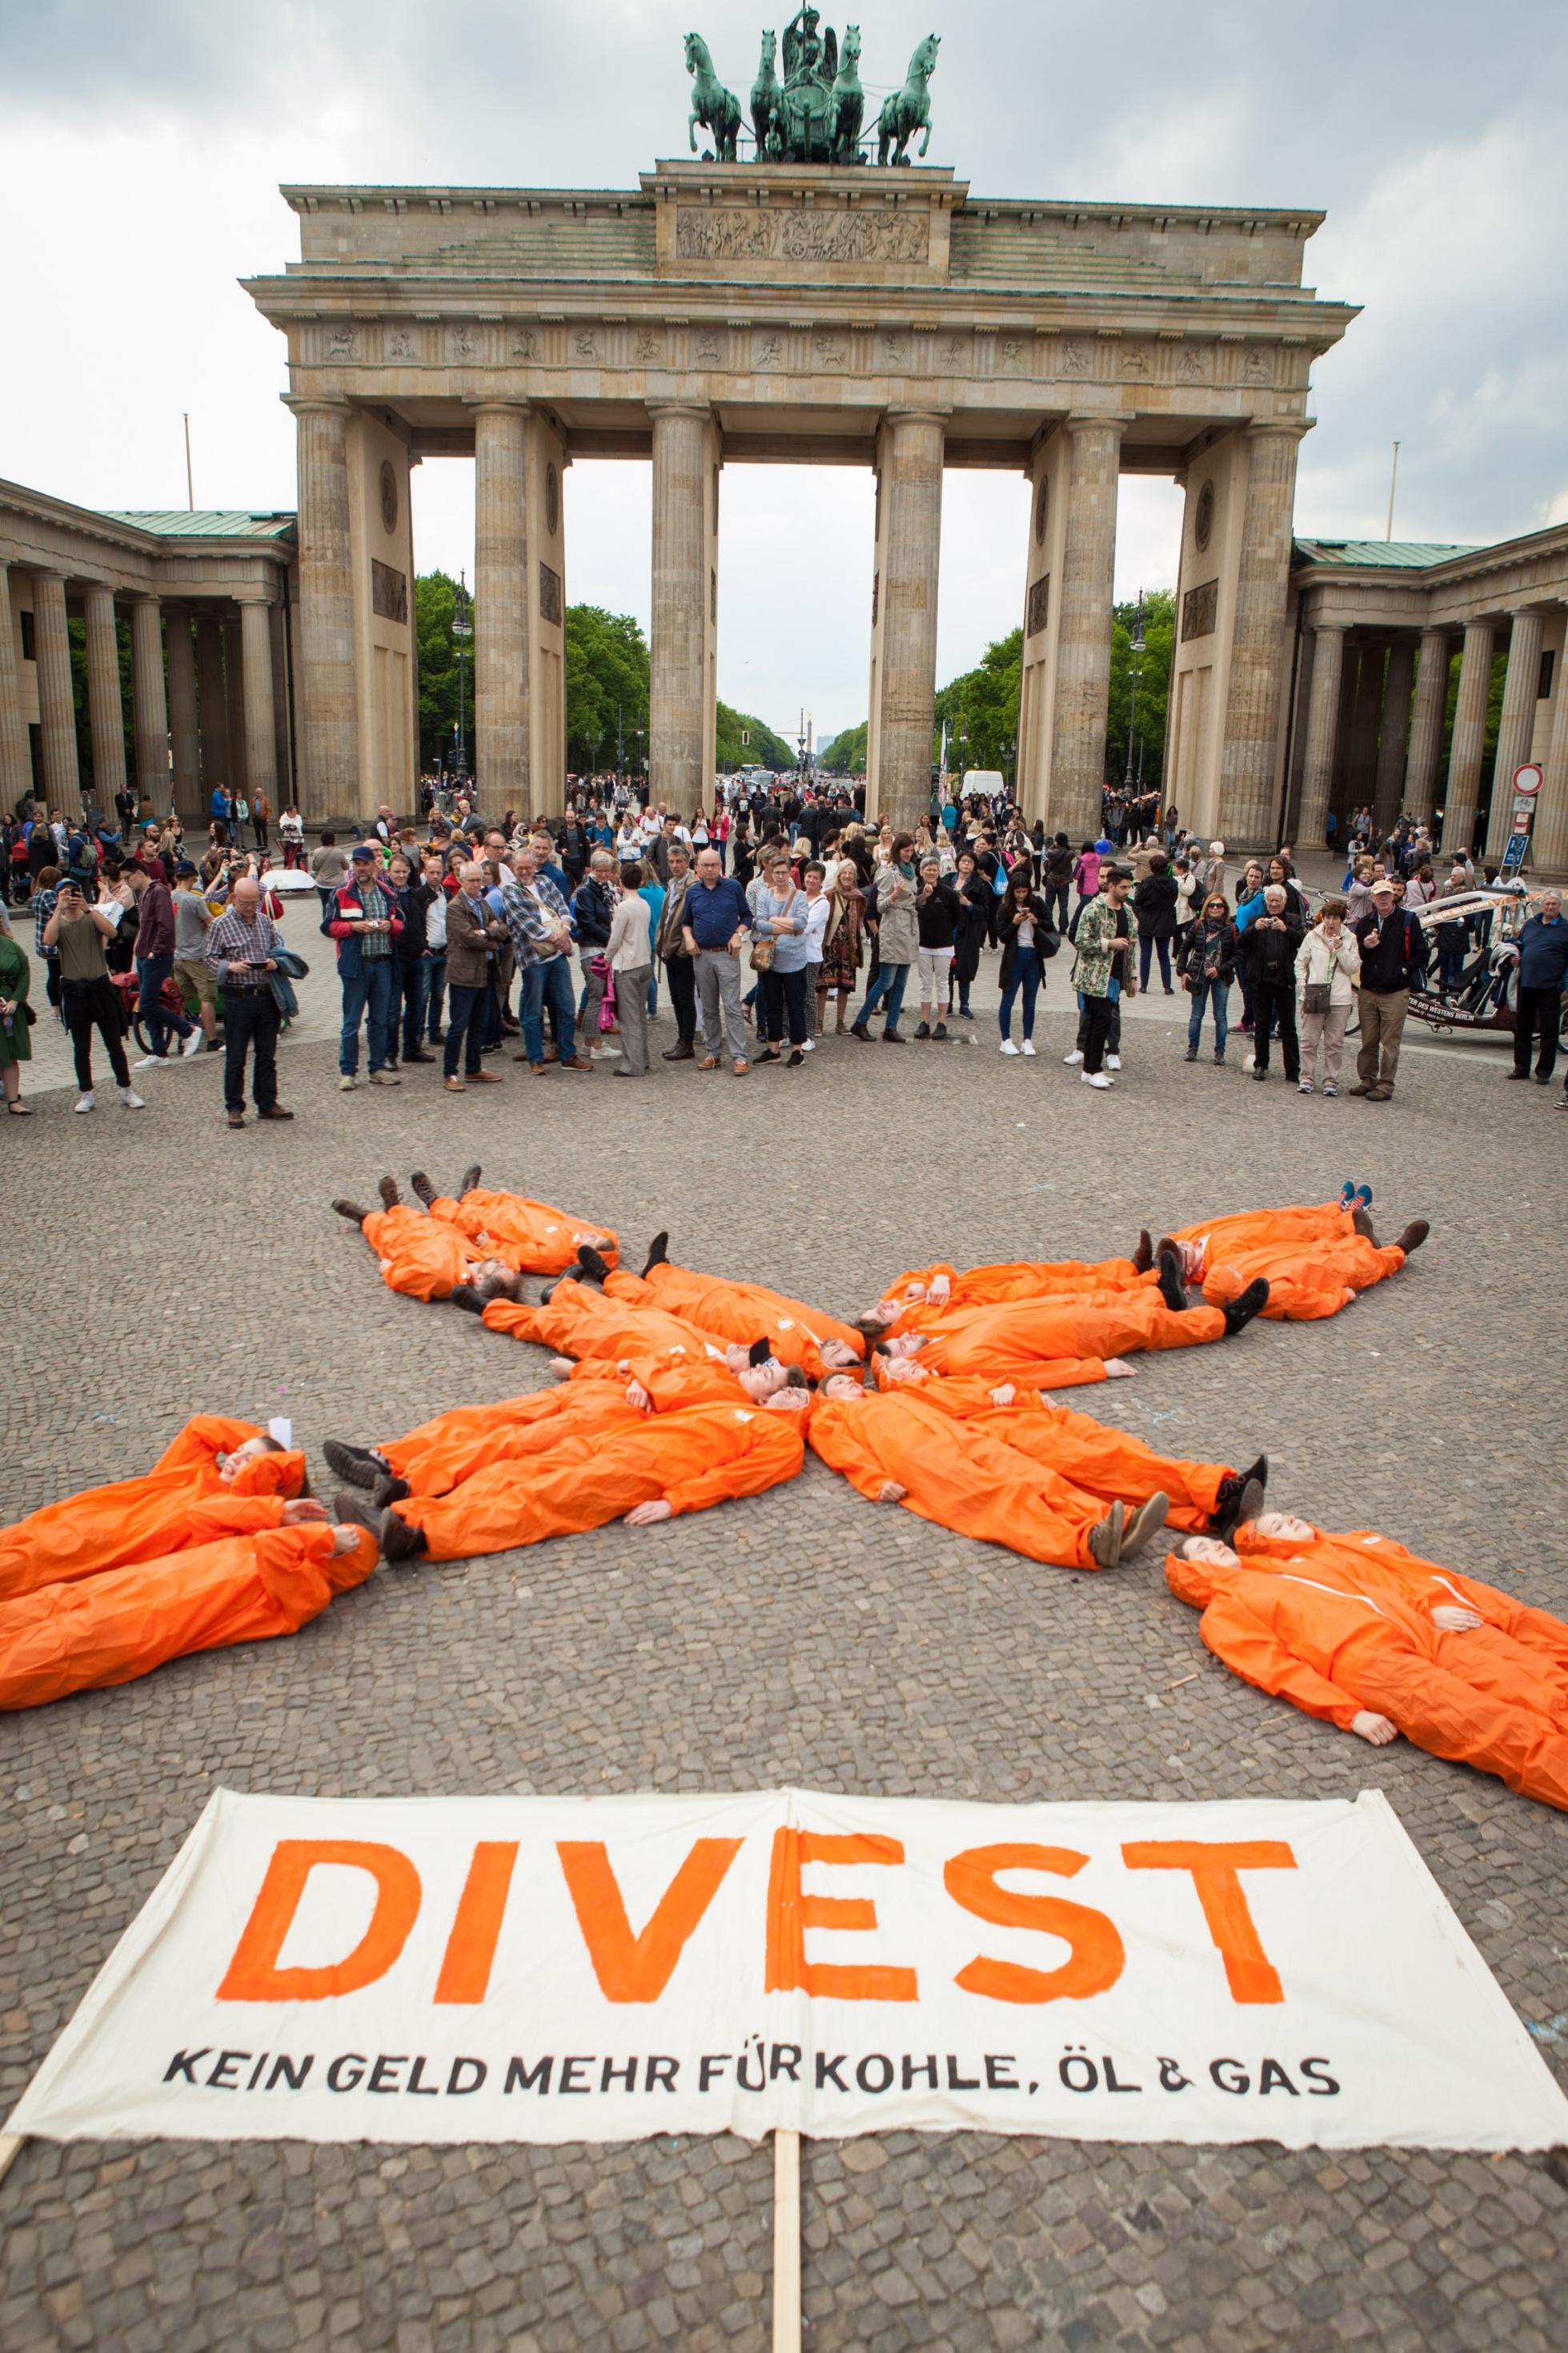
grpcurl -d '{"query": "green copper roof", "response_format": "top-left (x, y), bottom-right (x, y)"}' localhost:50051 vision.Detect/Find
top-left (98, 509), bottom-right (297, 541)
top-left (1293, 538), bottom-right (1479, 570)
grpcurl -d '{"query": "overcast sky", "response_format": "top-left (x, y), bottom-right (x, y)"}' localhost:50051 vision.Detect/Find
top-left (5, 0), bottom-right (1566, 746)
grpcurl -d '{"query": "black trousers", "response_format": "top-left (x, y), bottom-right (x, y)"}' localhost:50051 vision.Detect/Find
top-left (1077, 993), bottom-right (1121, 1055)
top-left (760, 965), bottom-right (808, 1046)
top-left (224, 988), bottom-right (279, 1113)
top-left (1252, 981), bottom-right (1299, 1079)
top-left (1514, 986), bottom-right (1562, 1077)
top-left (1081, 993), bottom-right (1117, 1074)
top-left (62, 978), bottom-right (130, 1091)
top-left (664, 954), bottom-right (696, 1045)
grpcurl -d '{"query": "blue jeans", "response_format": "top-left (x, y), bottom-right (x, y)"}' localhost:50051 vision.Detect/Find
top-left (1046, 884), bottom-right (1069, 932)
top-left (426, 952), bottom-right (446, 1037)
top-left (1187, 977), bottom-right (1229, 1055)
top-left (999, 943), bottom-right (1042, 1041)
top-left (521, 954), bottom-right (578, 1065)
top-left (1139, 934), bottom-right (1173, 990)
top-left (339, 958), bottom-right (396, 1075)
top-left (856, 960), bottom-right (909, 1032)
top-left (443, 982), bottom-right (486, 1079)
top-left (395, 959), bottom-right (431, 1058)
top-left (136, 951), bottom-right (194, 1057)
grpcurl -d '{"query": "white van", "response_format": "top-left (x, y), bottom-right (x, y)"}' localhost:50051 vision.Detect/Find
top-left (962, 769), bottom-right (1006, 799)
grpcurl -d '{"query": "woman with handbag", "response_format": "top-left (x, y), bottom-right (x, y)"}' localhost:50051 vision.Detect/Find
top-left (752, 851), bottom-right (810, 1066)
top-left (1179, 893), bottom-right (1238, 1064)
top-left (1294, 895), bottom-right (1361, 1097)
top-left (0, 916), bottom-right (35, 1113)
top-left (816, 860), bottom-right (864, 1036)
top-left (996, 872), bottom-right (1060, 1057)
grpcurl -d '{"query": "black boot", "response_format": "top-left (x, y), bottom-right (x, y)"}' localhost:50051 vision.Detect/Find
top-left (459, 1163), bottom-right (482, 1196)
top-left (662, 1040), bottom-right (696, 1062)
top-left (1211, 1455), bottom-right (1268, 1539)
top-left (1156, 1246), bottom-right (1187, 1313)
top-left (331, 1199), bottom-right (370, 1224)
top-left (410, 1170), bottom-right (439, 1208)
top-left (642, 1231), bottom-right (670, 1278)
top-left (372, 1471), bottom-right (412, 1508)
top-left (576, 1245), bottom-right (612, 1285)
top-left (1351, 1204), bottom-right (1378, 1243)
top-left (378, 1175), bottom-right (402, 1211)
top-left (1222, 1279), bottom-right (1270, 1337)
top-left (451, 1283), bottom-right (488, 1316)
top-left (381, 1508), bottom-right (428, 1564)
top-left (1395, 1219), bottom-right (1430, 1255)
top-left (324, 1440), bottom-right (387, 1491)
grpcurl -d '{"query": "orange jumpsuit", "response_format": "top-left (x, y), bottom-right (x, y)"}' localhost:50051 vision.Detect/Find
top-left (1234, 1520), bottom-right (1568, 1691)
top-left (908, 1289), bottom-right (1227, 1383)
top-left (606, 1263), bottom-right (864, 1379)
top-left (482, 1277), bottom-right (729, 1369)
top-left (357, 1204), bottom-right (474, 1302)
top-left (877, 1255), bottom-right (1154, 1328)
top-left (896, 1376), bottom-right (1232, 1532)
top-left (427, 1187), bottom-right (619, 1274)
top-left (809, 1390), bottom-right (1111, 1570)
top-left (1201, 1231), bottom-right (1407, 1321)
top-left (0, 1524), bottom-right (378, 1712)
top-left (0, 1417), bottom-right (306, 1603)
top-left (396, 1399), bottom-right (806, 1562)
top-left (872, 1352), bottom-right (1116, 1397)
top-left (1169, 1201), bottom-right (1353, 1277)
top-left (378, 1359), bottom-right (746, 1498)
top-left (1165, 1547), bottom-right (1568, 1812)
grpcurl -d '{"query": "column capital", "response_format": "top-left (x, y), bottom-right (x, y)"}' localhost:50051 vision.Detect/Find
top-left (465, 396), bottom-right (530, 417)
top-left (1245, 417), bottom-right (1313, 442)
top-left (231, 584), bottom-right (275, 607)
top-left (281, 392), bottom-right (350, 419)
top-left (1310, 617), bottom-right (1349, 636)
top-left (1063, 412), bottom-right (1132, 434)
top-left (130, 588), bottom-right (162, 607)
top-left (646, 399), bottom-right (712, 422)
top-left (883, 405), bottom-right (951, 428)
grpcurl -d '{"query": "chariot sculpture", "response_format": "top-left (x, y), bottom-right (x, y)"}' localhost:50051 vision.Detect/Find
top-left (685, 16), bottom-right (939, 166)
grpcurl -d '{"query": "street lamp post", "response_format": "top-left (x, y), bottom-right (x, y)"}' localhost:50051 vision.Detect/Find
top-left (451, 570), bottom-right (473, 778)
top-left (1122, 591), bottom-right (1146, 793)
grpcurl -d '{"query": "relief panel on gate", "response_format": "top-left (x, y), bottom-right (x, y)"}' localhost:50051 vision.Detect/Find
top-left (371, 560), bottom-right (408, 625)
top-left (1181, 579), bottom-right (1219, 642)
top-left (539, 563), bottom-right (563, 628)
top-left (1026, 575), bottom-right (1051, 638)
top-left (675, 207), bottom-right (931, 266)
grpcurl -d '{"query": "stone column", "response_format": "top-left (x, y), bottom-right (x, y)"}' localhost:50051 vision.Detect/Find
top-left (83, 583), bottom-right (128, 812)
top-left (1403, 629), bottom-right (1451, 818)
top-left (223, 613), bottom-right (248, 801)
top-left (649, 402), bottom-right (719, 815)
top-left (32, 572), bottom-right (79, 809)
top-left (1219, 422), bottom-right (1307, 845)
top-left (1440, 620), bottom-right (1494, 856)
top-left (1532, 605), bottom-right (1568, 875)
top-left (238, 594), bottom-right (279, 813)
top-left (1345, 640), bottom-right (1386, 821)
top-left (1294, 620), bottom-right (1346, 851)
top-left (1484, 608), bottom-right (1546, 857)
top-left (287, 396), bottom-right (359, 823)
top-left (0, 562), bottom-right (33, 811)
top-left (1048, 415), bottom-right (1124, 841)
top-left (196, 611), bottom-right (229, 792)
top-left (1371, 637), bottom-right (1415, 833)
top-left (130, 596), bottom-right (168, 813)
top-left (472, 401), bottom-right (530, 808)
top-left (166, 612), bottom-right (201, 820)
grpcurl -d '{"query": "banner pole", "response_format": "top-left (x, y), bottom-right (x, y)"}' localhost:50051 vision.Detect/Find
top-left (772, 2128), bottom-right (801, 2353)
top-left (0, 2132), bottom-right (26, 2187)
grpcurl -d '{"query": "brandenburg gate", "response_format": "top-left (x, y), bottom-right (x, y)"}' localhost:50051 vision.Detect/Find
top-left (245, 150), bottom-right (1356, 838)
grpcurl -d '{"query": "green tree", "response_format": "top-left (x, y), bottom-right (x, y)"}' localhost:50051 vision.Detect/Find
top-left (563, 604), bottom-right (649, 773)
top-left (934, 628), bottom-right (1023, 778)
top-left (715, 703), bottom-right (795, 772)
top-left (1105, 589), bottom-right (1175, 793)
top-left (415, 570), bottom-right (463, 769)
top-left (818, 721), bottom-right (867, 774)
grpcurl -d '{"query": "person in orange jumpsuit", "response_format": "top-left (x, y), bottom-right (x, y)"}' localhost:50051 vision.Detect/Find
top-left (0, 1419), bottom-right (309, 1603)
top-left (0, 1520), bottom-right (378, 1711)
top-left (332, 1180), bottom-right (487, 1303)
top-left (862, 1244), bottom-right (1160, 1335)
top-left (872, 1270), bottom-right (1265, 1385)
top-left (602, 1235), bottom-right (864, 1379)
top-left (809, 1375), bottom-right (1164, 1570)
top-left (339, 1393), bottom-right (810, 1564)
top-left (869, 1363), bottom-right (1266, 1536)
top-left (471, 1272), bottom-right (736, 1369)
top-left (410, 1162), bottom-right (619, 1275)
top-left (323, 1349), bottom-right (792, 1506)
top-left (1165, 1528), bottom-right (1568, 1811)
top-left (1196, 1215), bottom-right (1430, 1321)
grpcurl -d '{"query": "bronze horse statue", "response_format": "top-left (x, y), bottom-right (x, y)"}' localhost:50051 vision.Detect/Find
top-left (751, 29), bottom-right (784, 159)
top-left (876, 31), bottom-right (939, 165)
top-left (828, 24), bottom-right (864, 164)
top-left (685, 31), bottom-right (741, 161)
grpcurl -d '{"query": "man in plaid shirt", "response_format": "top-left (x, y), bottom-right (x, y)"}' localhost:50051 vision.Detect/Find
top-left (498, 847), bottom-right (588, 1073)
top-left (204, 877), bottom-right (292, 1127)
top-left (327, 843), bottom-right (403, 1088)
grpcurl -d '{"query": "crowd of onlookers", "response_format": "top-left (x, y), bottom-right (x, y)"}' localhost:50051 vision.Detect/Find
top-left (2, 773), bottom-right (1562, 1120)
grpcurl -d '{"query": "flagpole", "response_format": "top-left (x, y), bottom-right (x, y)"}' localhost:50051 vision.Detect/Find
top-left (772, 2128), bottom-right (801, 2353)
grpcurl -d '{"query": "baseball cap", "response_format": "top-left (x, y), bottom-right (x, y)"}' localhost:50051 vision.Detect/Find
top-left (1369, 877), bottom-right (1397, 896)
top-left (350, 843), bottom-right (376, 861)
top-left (174, 860), bottom-right (198, 877)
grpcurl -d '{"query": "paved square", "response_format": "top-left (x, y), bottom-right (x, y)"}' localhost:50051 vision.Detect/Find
top-left (2, 902), bottom-right (1565, 2353)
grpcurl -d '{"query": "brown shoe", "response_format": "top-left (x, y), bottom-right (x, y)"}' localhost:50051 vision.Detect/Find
top-left (540, 1049), bottom-right (559, 1064)
top-left (1365, 1086), bottom-right (1392, 1102)
top-left (1346, 1082), bottom-right (1372, 1096)
top-left (443, 1076), bottom-right (466, 1092)
top-left (559, 1056), bottom-right (592, 1072)
top-left (258, 1105), bottom-right (294, 1121)
top-left (227, 1110), bottom-right (246, 1128)
top-left (527, 1061), bottom-right (548, 1073)
top-left (732, 1058), bottom-right (749, 1075)
top-left (700, 1056), bottom-right (721, 1070)
top-left (468, 1070), bottom-right (503, 1084)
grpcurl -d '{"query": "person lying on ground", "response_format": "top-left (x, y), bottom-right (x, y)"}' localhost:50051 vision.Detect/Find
top-left (869, 1263), bottom-right (1268, 1385)
top-left (601, 1232), bottom-right (864, 1379)
top-left (861, 1238), bottom-right (1161, 1334)
top-left (331, 1178), bottom-right (531, 1303)
top-left (409, 1162), bottom-right (618, 1274)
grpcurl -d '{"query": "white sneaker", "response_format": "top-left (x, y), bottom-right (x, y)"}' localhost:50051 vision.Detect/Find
top-left (1105, 1053), bottom-right (1121, 1071)
top-left (339, 1074), bottom-right (360, 1090)
top-left (802, 1038), bottom-right (815, 1050)
top-left (181, 1028), bottom-right (205, 1058)
top-left (119, 1087), bottom-right (146, 1109)
top-left (1297, 1078), bottom-right (1313, 1094)
top-left (133, 1054), bottom-right (170, 1070)
top-left (1063, 1049), bottom-right (1084, 1066)
top-left (1242, 1051), bottom-right (1256, 1074)
top-left (1000, 1039), bottom-right (1020, 1057)
top-left (1021, 1039), bottom-right (1037, 1057)
top-left (74, 1091), bottom-right (96, 1114)
top-left (369, 1069), bottom-right (401, 1086)
top-left (1081, 1070), bottom-right (1114, 1089)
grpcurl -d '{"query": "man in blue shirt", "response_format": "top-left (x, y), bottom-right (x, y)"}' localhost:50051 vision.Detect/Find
top-left (679, 847), bottom-right (752, 1073)
top-left (1510, 889), bottom-right (1566, 1085)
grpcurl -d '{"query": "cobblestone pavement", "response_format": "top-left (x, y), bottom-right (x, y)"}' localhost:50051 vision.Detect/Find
top-left (2, 891), bottom-right (1566, 2353)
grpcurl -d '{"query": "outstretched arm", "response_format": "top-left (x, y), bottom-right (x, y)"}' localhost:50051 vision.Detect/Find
top-left (1198, 1592), bottom-right (1369, 1733)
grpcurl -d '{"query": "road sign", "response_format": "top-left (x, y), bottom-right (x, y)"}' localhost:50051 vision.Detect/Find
top-left (740, 729), bottom-right (750, 747)
top-left (1514, 762), bottom-right (1543, 796)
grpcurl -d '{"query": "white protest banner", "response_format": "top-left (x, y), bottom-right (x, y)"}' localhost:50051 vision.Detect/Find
top-left (10, 1787), bottom-right (1566, 2153)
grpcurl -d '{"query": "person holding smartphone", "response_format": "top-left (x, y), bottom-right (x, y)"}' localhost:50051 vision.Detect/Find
top-left (41, 881), bottom-right (145, 1114)
top-left (203, 876), bottom-right (291, 1128)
